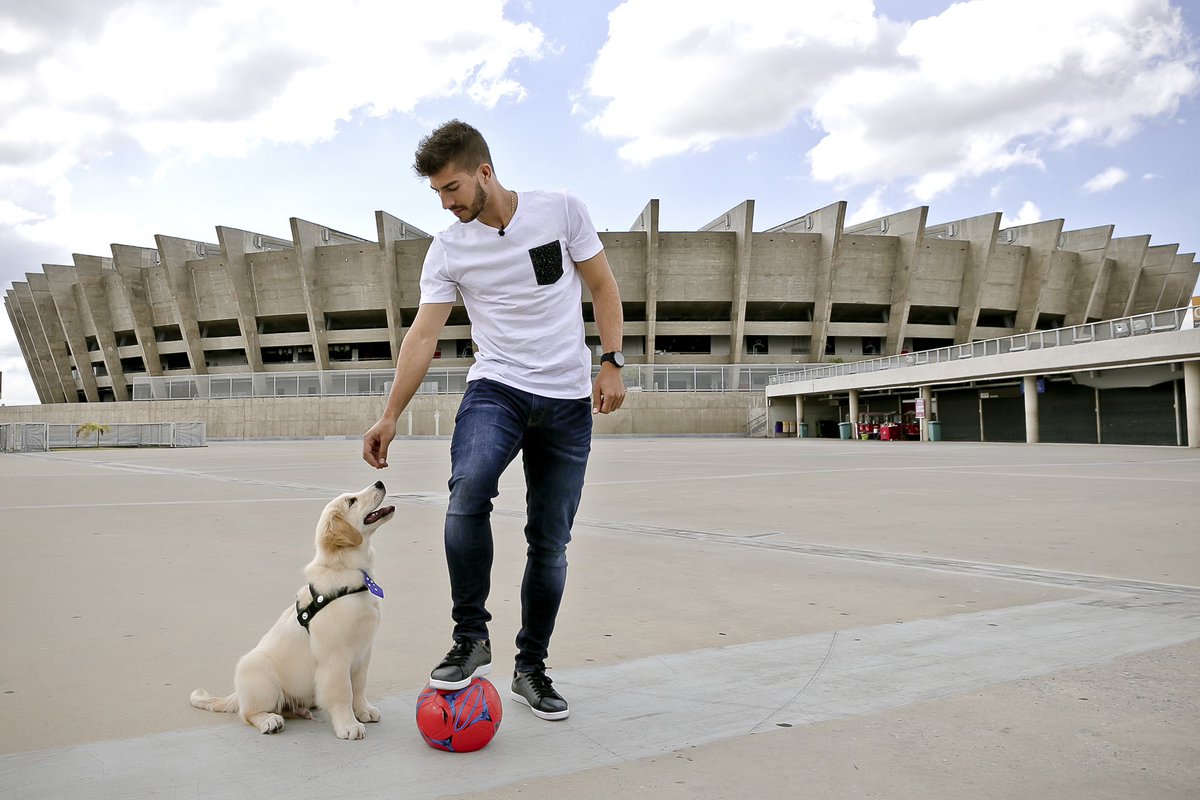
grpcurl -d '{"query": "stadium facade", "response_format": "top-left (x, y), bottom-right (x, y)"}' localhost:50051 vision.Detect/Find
top-left (6, 199), bottom-right (1197, 406)
top-left (3, 199), bottom-right (1198, 444)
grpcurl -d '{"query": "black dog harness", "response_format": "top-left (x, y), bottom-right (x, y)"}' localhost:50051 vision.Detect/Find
top-left (296, 570), bottom-right (384, 631)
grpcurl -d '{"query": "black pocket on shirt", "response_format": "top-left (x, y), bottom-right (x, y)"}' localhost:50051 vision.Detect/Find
top-left (528, 241), bottom-right (564, 285)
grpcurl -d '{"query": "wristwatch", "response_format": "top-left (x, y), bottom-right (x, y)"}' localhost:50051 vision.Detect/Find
top-left (600, 351), bottom-right (625, 369)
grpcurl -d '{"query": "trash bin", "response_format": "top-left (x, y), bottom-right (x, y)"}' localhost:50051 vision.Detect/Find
top-left (879, 424), bottom-right (892, 441)
top-left (928, 420), bottom-right (942, 442)
top-left (775, 420), bottom-right (784, 435)
top-left (798, 422), bottom-right (809, 438)
top-left (838, 421), bottom-right (853, 440)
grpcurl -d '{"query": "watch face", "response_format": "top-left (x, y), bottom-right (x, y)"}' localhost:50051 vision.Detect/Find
top-left (612, 351), bottom-right (625, 368)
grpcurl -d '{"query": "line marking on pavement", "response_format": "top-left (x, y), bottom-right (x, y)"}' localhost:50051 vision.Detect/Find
top-left (585, 463), bottom-right (1200, 486)
top-left (3, 594), bottom-right (1196, 799)
top-left (7, 455), bottom-right (1192, 599)
top-left (569, 518), bottom-right (1200, 598)
top-left (0, 498), bottom-right (330, 511)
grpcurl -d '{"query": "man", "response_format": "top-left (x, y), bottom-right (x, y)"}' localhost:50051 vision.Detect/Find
top-left (362, 120), bottom-right (625, 721)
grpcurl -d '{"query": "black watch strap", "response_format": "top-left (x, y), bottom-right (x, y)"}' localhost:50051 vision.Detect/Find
top-left (600, 351), bottom-right (625, 368)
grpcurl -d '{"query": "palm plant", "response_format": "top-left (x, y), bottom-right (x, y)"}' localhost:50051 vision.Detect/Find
top-left (76, 422), bottom-right (110, 448)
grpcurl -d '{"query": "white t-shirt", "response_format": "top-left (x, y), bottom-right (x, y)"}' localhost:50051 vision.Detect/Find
top-left (419, 190), bottom-right (604, 399)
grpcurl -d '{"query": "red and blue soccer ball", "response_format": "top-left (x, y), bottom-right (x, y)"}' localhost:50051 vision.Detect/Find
top-left (415, 677), bottom-right (503, 752)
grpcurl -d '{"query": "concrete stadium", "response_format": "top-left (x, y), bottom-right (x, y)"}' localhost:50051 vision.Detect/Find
top-left (3, 199), bottom-right (1198, 444)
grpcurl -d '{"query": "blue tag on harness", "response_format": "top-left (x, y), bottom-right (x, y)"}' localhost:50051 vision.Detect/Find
top-left (362, 570), bottom-right (384, 598)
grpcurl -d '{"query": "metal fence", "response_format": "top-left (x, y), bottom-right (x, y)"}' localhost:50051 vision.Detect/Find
top-left (130, 364), bottom-right (801, 400)
top-left (1, 423), bottom-right (48, 452)
top-left (1, 422), bottom-right (206, 452)
top-left (768, 307), bottom-right (1193, 387)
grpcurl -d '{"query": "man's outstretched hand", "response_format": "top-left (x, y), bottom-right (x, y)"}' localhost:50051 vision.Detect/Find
top-left (362, 417), bottom-right (396, 469)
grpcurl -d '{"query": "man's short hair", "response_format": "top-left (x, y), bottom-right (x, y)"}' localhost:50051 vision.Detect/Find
top-left (413, 120), bottom-right (493, 178)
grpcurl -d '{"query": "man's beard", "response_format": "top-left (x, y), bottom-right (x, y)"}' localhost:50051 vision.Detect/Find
top-left (458, 181), bottom-right (487, 223)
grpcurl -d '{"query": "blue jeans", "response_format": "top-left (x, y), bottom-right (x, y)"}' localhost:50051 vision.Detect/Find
top-left (444, 378), bottom-right (592, 673)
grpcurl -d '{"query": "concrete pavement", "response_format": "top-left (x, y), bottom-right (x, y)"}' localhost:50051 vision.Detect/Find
top-left (1, 437), bottom-right (1197, 798)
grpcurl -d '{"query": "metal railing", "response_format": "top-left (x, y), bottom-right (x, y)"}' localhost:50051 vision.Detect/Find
top-left (744, 411), bottom-right (769, 437)
top-left (130, 364), bottom-right (804, 400)
top-left (1, 422), bottom-right (207, 451)
top-left (1, 423), bottom-right (48, 452)
top-left (768, 306), bottom-right (1194, 387)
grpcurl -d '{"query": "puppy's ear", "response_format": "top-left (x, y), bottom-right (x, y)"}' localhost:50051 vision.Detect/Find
top-left (323, 511), bottom-right (364, 550)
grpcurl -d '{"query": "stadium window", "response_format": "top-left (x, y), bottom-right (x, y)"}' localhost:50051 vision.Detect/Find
top-left (656, 335), bottom-right (710, 354)
top-left (258, 314), bottom-right (310, 334)
top-left (160, 352), bottom-right (191, 371)
top-left (907, 306), bottom-right (957, 326)
top-left (199, 319), bottom-right (241, 338)
top-left (744, 335), bottom-right (768, 355)
top-left (976, 309), bottom-right (1016, 328)
top-left (261, 347), bottom-right (295, 364)
top-left (1035, 313), bottom-right (1065, 330)
top-left (830, 303), bottom-right (889, 323)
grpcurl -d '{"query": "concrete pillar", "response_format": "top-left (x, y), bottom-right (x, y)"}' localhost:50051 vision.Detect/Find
top-left (1101, 235), bottom-right (1149, 320)
top-left (795, 394), bottom-right (804, 438)
top-left (1128, 243), bottom-right (1178, 316)
top-left (1061, 225), bottom-right (1114, 327)
top-left (74, 254), bottom-right (130, 400)
top-left (12, 279), bottom-right (66, 403)
top-left (768, 202), bottom-right (845, 363)
top-left (111, 245), bottom-right (165, 379)
top-left (945, 212), bottom-right (1001, 344)
top-left (698, 200), bottom-right (754, 364)
top-left (630, 200), bottom-right (659, 364)
top-left (848, 389), bottom-right (860, 439)
top-left (215, 227), bottom-right (270, 375)
top-left (43, 265), bottom-right (102, 402)
top-left (155, 235), bottom-right (214, 376)
top-left (1009, 218), bottom-right (1065, 334)
top-left (875, 205), bottom-right (928, 355)
top-left (920, 385), bottom-right (933, 441)
top-left (1185, 361), bottom-right (1200, 449)
top-left (1024, 375), bottom-right (1040, 444)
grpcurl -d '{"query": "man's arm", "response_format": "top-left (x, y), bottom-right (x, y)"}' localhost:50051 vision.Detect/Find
top-left (362, 302), bottom-right (453, 467)
top-left (578, 250), bottom-right (626, 415)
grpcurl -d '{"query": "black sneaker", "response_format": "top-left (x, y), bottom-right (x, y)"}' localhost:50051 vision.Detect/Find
top-left (429, 638), bottom-right (491, 690)
top-left (511, 669), bottom-right (569, 720)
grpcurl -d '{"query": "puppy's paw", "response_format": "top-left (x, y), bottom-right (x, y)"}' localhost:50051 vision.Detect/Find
top-left (254, 713), bottom-right (285, 734)
top-left (336, 720), bottom-right (367, 740)
top-left (355, 704), bottom-right (381, 723)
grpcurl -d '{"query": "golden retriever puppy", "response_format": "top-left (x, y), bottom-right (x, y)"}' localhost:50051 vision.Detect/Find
top-left (190, 481), bottom-right (395, 739)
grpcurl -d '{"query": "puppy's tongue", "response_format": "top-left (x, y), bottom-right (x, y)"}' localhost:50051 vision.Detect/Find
top-left (364, 506), bottom-right (395, 524)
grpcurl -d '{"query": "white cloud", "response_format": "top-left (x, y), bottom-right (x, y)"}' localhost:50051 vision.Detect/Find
top-left (0, 0), bottom-right (544, 226)
top-left (1, 305), bottom-right (39, 405)
top-left (587, 0), bottom-right (1198, 202)
top-left (814, 0), bottom-right (1196, 200)
top-left (1083, 166), bottom-right (1130, 193)
top-left (0, 199), bottom-right (40, 227)
top-left (585, 0), bottom-right (898, 163)
top-left (1001, 200), bottom-right (1042, 228)
top-left (845, 187), bottom-right (891, 226)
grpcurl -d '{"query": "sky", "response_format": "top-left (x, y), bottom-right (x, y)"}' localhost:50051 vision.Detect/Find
top-left (2, 0), bottom-right (1199, 406)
